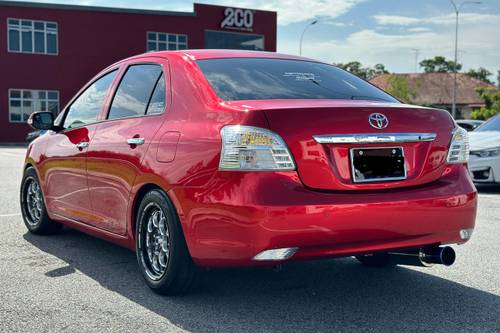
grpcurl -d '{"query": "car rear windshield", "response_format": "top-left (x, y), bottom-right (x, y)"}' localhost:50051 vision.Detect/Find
top-left (475, 115), bottom-right (500, 131)
top-left (197, 58), bottom-right (399, 103)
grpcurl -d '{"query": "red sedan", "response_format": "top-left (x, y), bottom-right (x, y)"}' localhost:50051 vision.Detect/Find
top-left (22, 50), bottom-right (477, 295)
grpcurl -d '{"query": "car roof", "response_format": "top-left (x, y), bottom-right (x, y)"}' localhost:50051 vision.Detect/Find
top-left (131, 49), bottom-right (323, 63)
top-left (100, 49), bottom-right (330, 80)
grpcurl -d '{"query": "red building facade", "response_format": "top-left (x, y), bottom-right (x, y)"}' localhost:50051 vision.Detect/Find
top-left (0, 1), bottom-right (277, 143)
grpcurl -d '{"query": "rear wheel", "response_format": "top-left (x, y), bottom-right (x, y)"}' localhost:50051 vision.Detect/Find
top-left (355, 253), bottom-right (395, 267)
top-left (136, 189), bottom-right (197, 295)
top-left (20, 167), bottom-right (62, 234)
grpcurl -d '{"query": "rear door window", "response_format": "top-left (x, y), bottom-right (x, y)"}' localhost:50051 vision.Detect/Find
top-left (108, 64), bottom-right (165, 120)
top-left (63, 70), bottom-right (117, 129)
top-left (197, 58), bottom-right (398, 103)
top-left (146, 73), bottom-right (166, 115)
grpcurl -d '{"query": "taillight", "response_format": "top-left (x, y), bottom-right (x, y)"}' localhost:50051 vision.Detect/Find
top-left (446, 126), bottom-right (469, 164)
top-left (219, 125), bottom-right (295, 171)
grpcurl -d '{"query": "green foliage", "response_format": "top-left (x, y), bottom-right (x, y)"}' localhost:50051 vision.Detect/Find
top-left (419, 56), bottom-right (462, 73)
top-left (466, 67), bottom-right (493, 84)
top-left (336, 61), bottom-right (389, 80)
top-left (385, 75), bottom-right (415, 104)
top-left (371, 63), bottom-right (390, 78)
top-left (497, 70), bottom-right (500, 88)
top-left (470, 88), bottom-right (500, 120)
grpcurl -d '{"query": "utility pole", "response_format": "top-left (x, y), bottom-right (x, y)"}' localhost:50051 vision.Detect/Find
top-left (411, 49), bottom-right (420, 73)
top-left (449, 0), bottom-right (481, 119)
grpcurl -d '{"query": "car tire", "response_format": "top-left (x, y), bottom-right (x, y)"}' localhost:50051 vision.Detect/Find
top-left (20, 167), bottom-right (62, 235)
top-left (355, 253), bottom-right (395, 267)
top-left (136, 189), bottom-right (197, 295)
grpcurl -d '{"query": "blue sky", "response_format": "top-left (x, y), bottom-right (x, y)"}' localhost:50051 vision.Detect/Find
top-left (18, 0), bottom-right (500, 80)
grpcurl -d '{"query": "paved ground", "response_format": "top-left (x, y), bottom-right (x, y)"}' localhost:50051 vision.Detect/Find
top-left (0, 146), bottom-right (499, 332)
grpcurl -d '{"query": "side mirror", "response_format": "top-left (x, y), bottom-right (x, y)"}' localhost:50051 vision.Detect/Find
top-left (27, 111), bottom-right (54, 130)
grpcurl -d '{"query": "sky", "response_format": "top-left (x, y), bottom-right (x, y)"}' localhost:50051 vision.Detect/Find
top-left (16, 0), bottom-right (500, 81)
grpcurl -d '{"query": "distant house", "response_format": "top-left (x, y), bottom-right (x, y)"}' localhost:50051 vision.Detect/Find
top-left (370, 73), bottom-right (498, 119)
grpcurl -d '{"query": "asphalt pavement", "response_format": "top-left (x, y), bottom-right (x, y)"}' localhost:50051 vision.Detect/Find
top-left (0, 146), bottom-right (499, 332)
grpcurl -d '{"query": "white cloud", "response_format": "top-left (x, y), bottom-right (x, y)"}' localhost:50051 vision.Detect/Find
top-left (373, 15), bottom-right (421, 26)
top-left (197, 0), bottom-right (366, 25)
top-left (279, 24), bottom-right (500, 76)
top-left (374, 13), bottom-right (500, 26)
top-left (16, 0), bottom-right (366, 25)
top-left (407, 27), bottom-right (431, 33)
top-left (322, 21), bottom-right (353, 27)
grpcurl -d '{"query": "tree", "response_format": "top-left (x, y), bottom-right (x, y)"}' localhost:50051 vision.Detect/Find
top-left (336, 61), bottom-right (389, 80)
top-left (470, 88), bottom-right (500, 120)
top-left (419, 56), bottom-right (462, 73)
top-left (372, 63), bottom-right (390, 77)
top-left (385, 75), bottom-right (415, 104)
top-left (336, 61), bottom-right (368, 79)
top-left (497, 70), bottom-right (500, 88)
top-left (465, 67), bottom-right (493, 84)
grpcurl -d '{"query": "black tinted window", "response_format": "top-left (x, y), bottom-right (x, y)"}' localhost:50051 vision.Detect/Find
top-left (108, 64), bottom-right (164, 120)
top-left (204, 31), bottom-right (264, 50)
top-left (197, 58), bottom-right (398, 102)
top-left (64, 70), bottom-right (116, 129)
top-left (146, 74), bottom-right (166, 115)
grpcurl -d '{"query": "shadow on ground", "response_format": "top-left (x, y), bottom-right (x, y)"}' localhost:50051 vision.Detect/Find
top-left (475, 184), bottom-right (500, 195)
top-left (24, 229), bottom-right (499, 332)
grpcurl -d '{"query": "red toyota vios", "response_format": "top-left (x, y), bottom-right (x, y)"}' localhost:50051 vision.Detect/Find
top-left (22, 50), bottom-right (477, 295)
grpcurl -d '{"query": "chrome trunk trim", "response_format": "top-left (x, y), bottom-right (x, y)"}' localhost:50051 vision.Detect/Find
top-left (313, 133), bottom-right (437, 144)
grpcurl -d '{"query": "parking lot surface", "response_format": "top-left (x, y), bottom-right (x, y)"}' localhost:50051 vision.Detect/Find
top-left (0, 147), bottom-right (499, 332)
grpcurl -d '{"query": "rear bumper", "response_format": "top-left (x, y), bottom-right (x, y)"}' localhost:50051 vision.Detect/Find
top-left (169, 164), bottom-right (477, 267)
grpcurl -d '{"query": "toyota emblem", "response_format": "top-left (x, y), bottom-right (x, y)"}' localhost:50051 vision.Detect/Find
top-left (368, 113), bottom-right (389, 130)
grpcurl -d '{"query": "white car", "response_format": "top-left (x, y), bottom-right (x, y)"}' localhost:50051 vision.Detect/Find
top-left (468, 115), bottom-right (500, 184)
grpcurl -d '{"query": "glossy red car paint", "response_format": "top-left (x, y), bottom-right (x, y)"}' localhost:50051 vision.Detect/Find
top-left (24, 50), bottom-right (477, 267)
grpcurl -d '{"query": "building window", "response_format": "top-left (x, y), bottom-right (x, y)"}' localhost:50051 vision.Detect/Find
top-left (204, 30), bottom-right (264, 50)
top-left (147, 32), bottom-right (187, 51)
top-left (7, 18), bottom-right (58, 55)
top-left (9, 89), bottom-right (59, 123)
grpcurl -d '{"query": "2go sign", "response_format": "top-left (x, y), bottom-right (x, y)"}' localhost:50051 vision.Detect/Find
top-left (220, 8), bottom-right (254, 31)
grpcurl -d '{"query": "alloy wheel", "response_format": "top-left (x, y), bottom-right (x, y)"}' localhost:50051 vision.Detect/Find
top-left (24, 177), bottom-right (43, 226)
top-left (141, 203), bottom-right (171, 281)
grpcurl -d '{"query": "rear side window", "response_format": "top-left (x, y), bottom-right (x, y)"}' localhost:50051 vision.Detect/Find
top-left (108, 64), bottom-right (165, 120)
top-left (146, 74), bottom-right (166, 115)
top-left (197, 58), bottom-right (398, 103)
top-left (63, 70), bottom-right (117, 129)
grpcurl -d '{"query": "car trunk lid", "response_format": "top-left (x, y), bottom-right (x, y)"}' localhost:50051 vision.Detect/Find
top-left (226, 99), bottom-right (455, 191)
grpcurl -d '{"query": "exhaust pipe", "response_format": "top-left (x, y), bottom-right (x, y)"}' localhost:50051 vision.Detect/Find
top-left (387, 246), bottom-right (456, 267)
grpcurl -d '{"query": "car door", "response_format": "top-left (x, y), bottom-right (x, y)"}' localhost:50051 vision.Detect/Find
top-left (86, 59), bottom-right (169, 235)
top-left (43, 69), bottom-right (118, 223)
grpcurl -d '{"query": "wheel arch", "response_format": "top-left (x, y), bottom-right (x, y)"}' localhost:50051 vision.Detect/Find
top-left (131, 183), bottom-right (162, 241)
top-left (129, 183), bottom-right (188, 249)
top-left (22, 161), bottom-right (45, 196)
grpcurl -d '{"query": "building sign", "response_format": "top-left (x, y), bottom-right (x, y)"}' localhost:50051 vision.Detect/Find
top-left (220, 7), bottom-right (254, 31)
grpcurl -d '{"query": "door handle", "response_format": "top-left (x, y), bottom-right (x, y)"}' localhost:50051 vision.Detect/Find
top-left (76, 141), bottom-right (89, 149)
top-left (127, 137), bottom-right (145, 146)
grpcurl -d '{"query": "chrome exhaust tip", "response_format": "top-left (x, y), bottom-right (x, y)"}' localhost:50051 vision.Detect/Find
top-left (387, 246), bottom-right (456, 267)
top-left (419, 246), bottom-right (456, 266)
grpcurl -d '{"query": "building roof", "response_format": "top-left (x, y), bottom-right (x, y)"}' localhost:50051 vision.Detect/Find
top-left (370, 72), bottom-right (498, 106)
top-left (0, 0), bottom-right (196, 16)
top-left (0, 1), bottom-right (276, 16)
